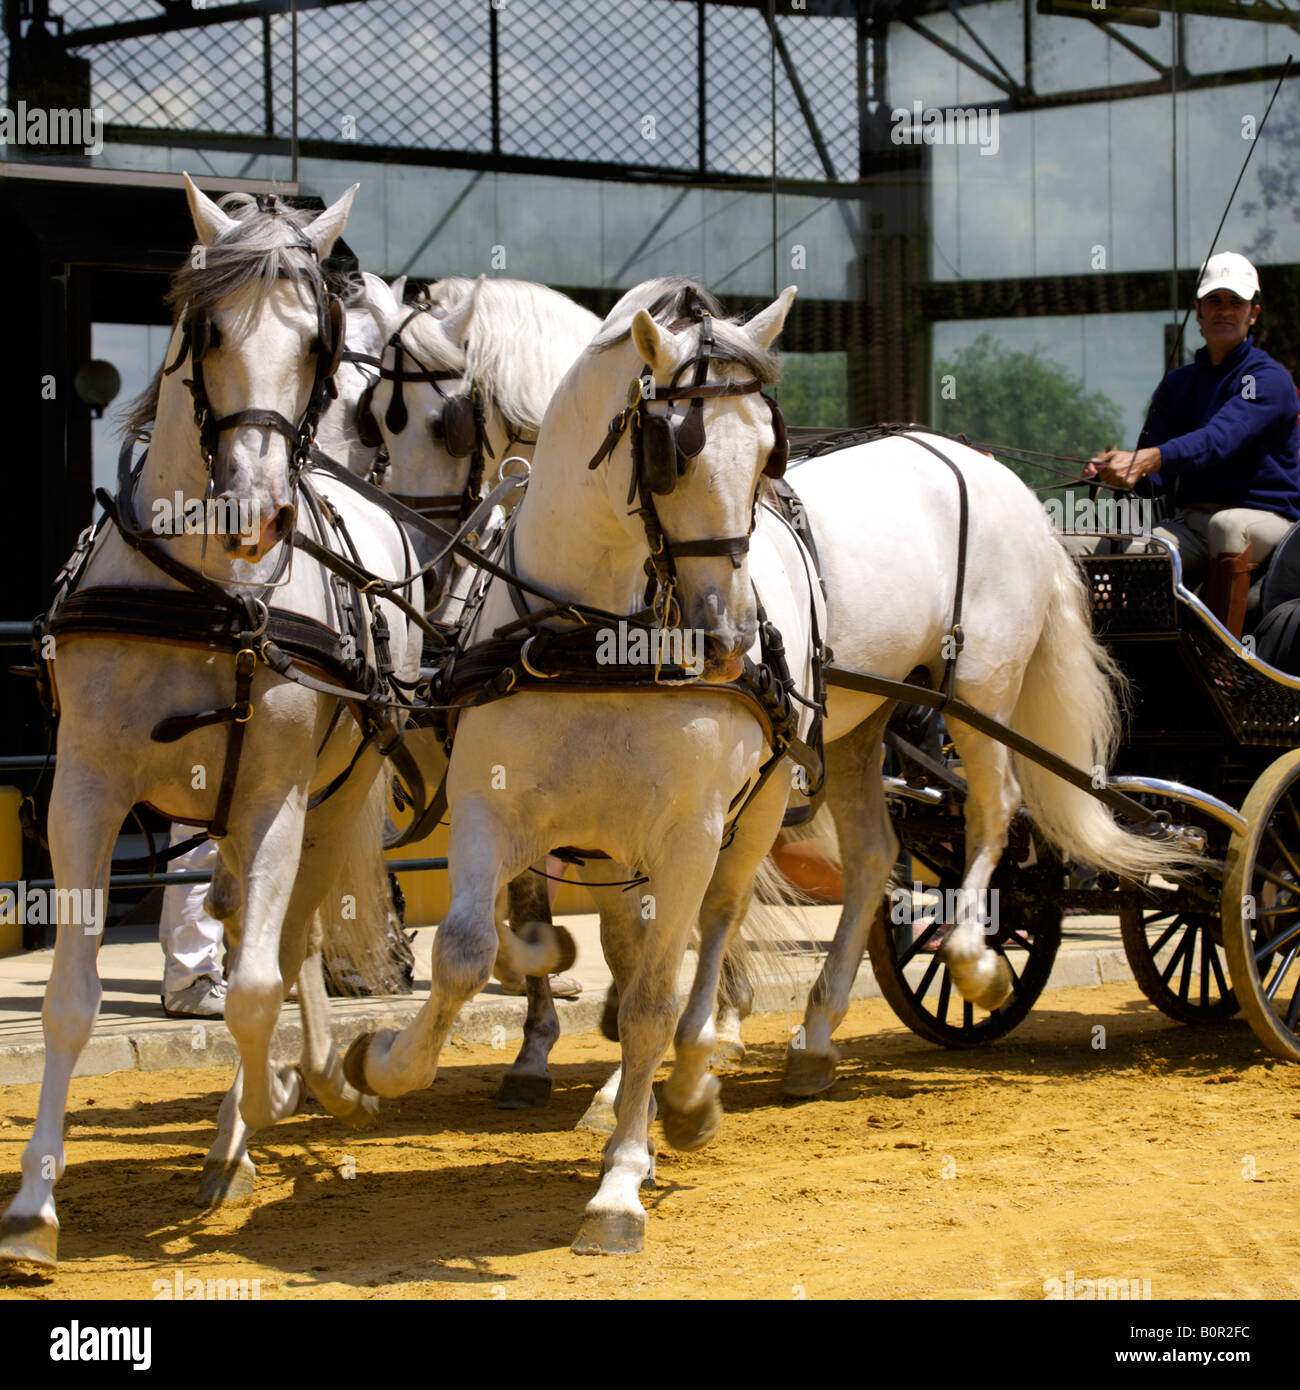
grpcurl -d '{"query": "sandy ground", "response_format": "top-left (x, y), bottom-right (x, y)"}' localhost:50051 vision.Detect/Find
top-left (1, 980), bottom-right (1297, 1302)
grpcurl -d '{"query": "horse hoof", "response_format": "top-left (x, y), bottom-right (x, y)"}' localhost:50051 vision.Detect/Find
top-left (495, 1073), bottom-right (553, 1110)
top-left (342, 1032), bottom-right (381, 1096)
top-left (709, 1037), bottom-right (746, 1071)
top-left (946, 951), bottom-right (1014, 1011)
top-left (336, 1091), bottom-right (382, 1130)
top-left (571, 1210), bottom-right (645, 1255)
top-left (0, 1213), bottom-right (58, 1268)
top-left (517, 920), bottom-right (577, 975)
top-left (195, 1157), bottom-right (256, 1208)
top-left (600, 990), bottom-right (620, 1043)
top-left (575, 1096), bottom-right (618, 1134)
top-left (660, 1094), bottom-right (723, 1152)
top-left (781, 1047), bottom-right (839, 1098)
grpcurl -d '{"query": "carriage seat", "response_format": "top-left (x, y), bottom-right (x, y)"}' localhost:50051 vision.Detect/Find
top-left (1246, 518), bottom-right (1300, 672)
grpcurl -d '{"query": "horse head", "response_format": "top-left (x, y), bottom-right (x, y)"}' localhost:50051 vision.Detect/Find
top-left (165, 173), bottom-right (356, 562)
top-left (588, 278), bottom-right (797, 682)
top-left (361, 277), bottom-right (483, 524)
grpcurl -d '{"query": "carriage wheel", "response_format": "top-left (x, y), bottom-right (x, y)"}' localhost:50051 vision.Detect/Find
top-left (866, 897), bottom-right (1061, 1048)
top-left (1119, 904), bottom-right (1238, 1023)
top-left (1222, 749), bottom-right (1300, 1063)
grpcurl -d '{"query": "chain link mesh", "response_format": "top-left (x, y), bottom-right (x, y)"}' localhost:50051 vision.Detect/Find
top-left (37, 0), bottom-right (858, 179)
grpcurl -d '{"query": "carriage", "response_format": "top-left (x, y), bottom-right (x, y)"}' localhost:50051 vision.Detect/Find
top-left (856, 523), bottom-right (1300, 1064)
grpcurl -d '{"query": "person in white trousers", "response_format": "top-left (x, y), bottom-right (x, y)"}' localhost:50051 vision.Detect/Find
top-left (158, 824), bottom-right (226, 1018)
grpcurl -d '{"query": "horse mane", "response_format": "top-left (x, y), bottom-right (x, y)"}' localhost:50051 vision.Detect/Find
top-left (400, 277), bottom-right (601, 437)
top-left (591, 275), bottom-right (781, 384)
top-left (119, 192), bottom-right (328, 439)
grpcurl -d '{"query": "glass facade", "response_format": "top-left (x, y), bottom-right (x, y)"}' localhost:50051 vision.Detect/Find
top-left (3, 0), bottom-right (1298, 488)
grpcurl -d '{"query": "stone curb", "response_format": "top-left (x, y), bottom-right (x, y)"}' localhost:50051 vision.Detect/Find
top-left (0, 946), bottom-right (1136, 1085)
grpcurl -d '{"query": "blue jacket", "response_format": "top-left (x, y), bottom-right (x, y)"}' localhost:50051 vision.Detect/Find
top-left (1141, 334), bottom-right (1300, 520)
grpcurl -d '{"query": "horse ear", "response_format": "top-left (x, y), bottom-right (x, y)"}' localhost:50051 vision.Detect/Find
top-left (306, 183), bottom-right (359, 260)
top-left (746, 285), bottom-right (798, 350)
top-left (182, 171), bottom-right (237, 246)
top-left (360, 271), bottom-right (397, 317)
top-left (632, 309), bottom-right (668, 374)
top-left (440, 274), bottom-right (483, 352)
top-left (389, 274), bottom-right (408, 305)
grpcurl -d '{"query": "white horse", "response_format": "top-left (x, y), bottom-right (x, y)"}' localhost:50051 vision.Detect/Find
top-left (361, 275), bottom-right (765, 1107)
top-left (312, 270), bottom-right (406, 480)
top-left (779, 432), bottom-right (1190, 1094)
top-left (343, 277), bottom-right (821, 1254)
top-left (0, 177), bottom-right (424, 1267)
top-left (364, 274), bottom-right (601, 520)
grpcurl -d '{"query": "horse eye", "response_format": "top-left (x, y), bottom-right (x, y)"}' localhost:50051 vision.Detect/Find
top-left (207, 325), bottom-right (222, 351)
top-left (430, 417), bottom-right (445, 441)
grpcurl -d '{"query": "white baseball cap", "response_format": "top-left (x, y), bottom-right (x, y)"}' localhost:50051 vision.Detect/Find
top-left (1196, 251), bottom-right (1260, 302)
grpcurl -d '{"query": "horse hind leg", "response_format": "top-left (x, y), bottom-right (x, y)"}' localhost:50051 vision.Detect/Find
top-left (711, 942), bottom-right (754, 1070)
top-left (784, 705), bottom-right (898, 1098)
top-left (495, 865), bottom-right (560, 1110)
top-left (939, 724), bottom-right (1021, 1010)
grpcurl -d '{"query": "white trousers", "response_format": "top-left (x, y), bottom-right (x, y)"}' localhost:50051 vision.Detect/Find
top-left (158, 824), bottom-right (224, 995)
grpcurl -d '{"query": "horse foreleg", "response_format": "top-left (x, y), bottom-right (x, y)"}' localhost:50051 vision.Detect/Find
top-left (222, 804), bottom-right (307, 1137)
top-left (572, 846), bottom-right (709, 1256)
top-left (573, 871), bottom-right (644, 1134)
top-left (785, 707), bottom-right (897, 1097)
top-left (0, 779), bottom-right (123, 1267)
top-left (345, 799), bottom-right (521, 1098)
top-left (661, 777), bottom-right (787, 1151)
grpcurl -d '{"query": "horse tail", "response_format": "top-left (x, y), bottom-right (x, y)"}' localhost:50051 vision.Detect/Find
top-left (314, 772), bottom-right (412, 996)
top-left (715, 851), bottom-right (819, 1016)
top-left (1009, 536), bottom-right (1192, 878)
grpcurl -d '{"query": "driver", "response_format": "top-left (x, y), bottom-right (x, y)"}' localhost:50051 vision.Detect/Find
top-left (1088, 251), bottom-right (1300, 638)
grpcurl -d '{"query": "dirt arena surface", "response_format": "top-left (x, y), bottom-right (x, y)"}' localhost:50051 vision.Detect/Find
top-left (1, 980), bottom-right (1297, 1302)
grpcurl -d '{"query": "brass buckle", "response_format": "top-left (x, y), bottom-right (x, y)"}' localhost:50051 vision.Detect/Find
top-left (519, 634), bottom-right (556, 679)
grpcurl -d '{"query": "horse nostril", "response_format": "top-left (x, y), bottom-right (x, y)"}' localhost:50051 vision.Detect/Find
top-left (274, 504), bottom-right (296, 538)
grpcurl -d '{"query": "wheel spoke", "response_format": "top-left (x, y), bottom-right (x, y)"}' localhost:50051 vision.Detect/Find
top-left (1178, 923), bottom-right (1196, 1003)
top-left (1262, 822), bottom-right (1300, 883)
top-left (937, 968), bottom-right (953, 1022)
top-left (1262, 941), bottom-right (1300, 1003)
top-left (898, 919), bottom-right (944, 969)
top-left (1208, 940), bottom-right (1232, 999)
top-left (1200, 925), bottom-right (1211, 1007)
top-left (1158, 919), bottom-right (1195, 987)
top-left (1254, 903), bottom-right (1300, 919)
top-left (963, 998), bottom-right (974, 1029)
top-left (1254, 919), bottom-right (1300, 964)
top-left (1285, 977), bottom-right (1300, 1032)
top-left (1253, 863), bottom-right (1300, 897)
top-left (1147, 915), bottom-right (1182, 957)
top-left (915, 950), bottom-right (944, 999)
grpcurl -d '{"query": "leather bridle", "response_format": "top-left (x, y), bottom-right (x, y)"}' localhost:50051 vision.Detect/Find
top-left (586, 306), bottom-right (789, 624)
top-left (357, 305), bottom-right (500, 527)
top-left (163, 210), bottom-right (343, 504)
